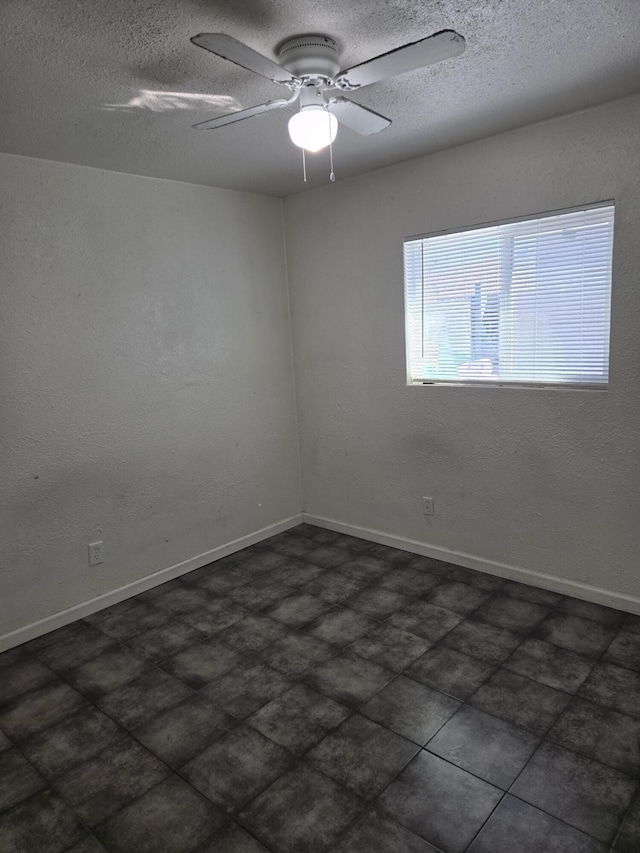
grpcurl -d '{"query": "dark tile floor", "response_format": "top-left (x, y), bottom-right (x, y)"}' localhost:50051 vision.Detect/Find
top-left (1, 523), bottom-right (639, 853)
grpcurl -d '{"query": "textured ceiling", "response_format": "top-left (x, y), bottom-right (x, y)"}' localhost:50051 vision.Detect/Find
top-left (1, 0), bottom-right (639, 196)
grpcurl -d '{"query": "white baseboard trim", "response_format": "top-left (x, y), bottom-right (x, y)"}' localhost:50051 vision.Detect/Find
top-left (0, 514), bottom-right (303, 654)
top-left (304, 513), bottom-right (640, 616)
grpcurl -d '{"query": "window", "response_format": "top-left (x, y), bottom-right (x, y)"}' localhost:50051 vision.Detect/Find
top-left (404, 203), bottom-right (614, 388)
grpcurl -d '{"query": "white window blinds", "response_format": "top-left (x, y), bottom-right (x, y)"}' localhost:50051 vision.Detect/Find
top-left (404, 203), bottom-right (614, 388)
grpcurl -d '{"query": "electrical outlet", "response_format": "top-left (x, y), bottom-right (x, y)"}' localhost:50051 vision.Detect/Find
top-left (88, 541), bottom-right (104, 566)
top-left (422, 496), bottom-right (435, 516)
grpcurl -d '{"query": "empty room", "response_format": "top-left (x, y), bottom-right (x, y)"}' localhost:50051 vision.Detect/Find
top-left (1, 1), bottom-right (640, 852)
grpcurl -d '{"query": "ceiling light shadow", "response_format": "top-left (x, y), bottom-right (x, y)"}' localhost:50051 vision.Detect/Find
top-left (100, 90), bottom-right (241, 113)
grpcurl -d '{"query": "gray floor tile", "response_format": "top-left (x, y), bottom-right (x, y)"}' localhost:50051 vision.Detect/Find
top-left (228, 580), bottom-right (296, 611)
top-left (361, 675), bottom-right (460, 744)
top-left (191, 565), bottom-right (251, 595)
top-left (0, 681), bottom-right (87, 742)
top-left (535, 613), bottom-right (618, 658)
top-left (20, 705), bottom-right (122, 779)
top-left (300, 570), bottom-right (367, 604)
top-left (248, 683), bottom-right (349, 755)
top-left (52, 735), bottom-right (169, 826)
top-left (473, 595), bottom-right (550, 634)
top-left (270, 536), bottom-right (321, 559)
top-left (350, 623), bottom-right (430, 672)
top-left (65, 836), bottom-right (109, 853)
top-left (331, 807), bottom-right (440, 852)
top-left (504, 637), bottom-right (594, 692)
top-left (183, 558), bottom-right (238, 588)
top-left (196, 823), bottom-right (270, 852)
top-left (65, 645), bottom-right (150, 699)
top-left (468, 794), bottom-right (608, 853)
top-left (84, 600), bottom-right (166, 640)
top-left (406, 645), bottom-right (496, 699)
top-left (579, 661), bottom-right (640, 718)
top-left (259, 631), bottom-right (338, 677)
top-left (268, 558), bottom-right (327, 587)
top-left (625, 614), bottom-right (640, 635)
top-left (180, 600), bottom-right (250, 635)
top-left (0, 646), bottom-right (29, 666)
top-left (426, 705), bottom-right (539, 789)
top-left (181, 725), bottom-right (294, 814)
top-left (33, 625), bottom-right (115, 674)
top-left (94, 775), bottom-right (227, 853)
top-left (307, 714), bottom-right (418, 799)
top-left (201, 612), bottom-right (287, 659)
top-left (306, 651), bottom-right (393, 709)
top-left (238, 763), bottom-right (364, 853)
top-left (378, 567), bottom-right (440, 596)
top-left (6, 530), bottom-right (634, 853)
top-left (132, 694), bottom-right (236, 768)
top-left (344, 586), bottom-right (411, 619)
top-left (615, 791), bottom-right (640, 852)
top-left (201, 660), bottom-right (294, 719)
top-left (97, 668), bottom-right (193, 730)
top-left (160, 637), bottom-right (242, 688)
top-left (336, 556), bottom-right (391, 582)
top-left (0, 748), bottom-right (46, 811)
top-left (241, 548), bottom-right (291, 574)
top-left (425, 581), bottom-right (490, 614)
top-left (501, 580), bottom-right (563, 607)
top-left (388, 600), bottom-right (463, 642)
top-left (377, 751), bottom-right (502, 853)
top-left (127, 620), bottom-right (207, 663)
top-left (152, 585), bottom-right (213, 616)
top-left (548, 696), bottom-right (640, 775)
top-left (441, 617), bottom-right (522, 664)
top-left (511, 740), bottom-right (636, 843)
top-left (0, 656), bottom-right (55, 706)
top-left (264, 592), bottom-right (331, 628)
top-left (305, 607), bottom-right (377, 646)
top-left (604, 630), bottom-right (640, 672)
top-left (305, 545), bottom-right (351, 570)
top-left (470, 669), bottom-right (570, 735)
top-left (0, 789), bottom-right (84, 853)
top-left (558, 597), bottom-right (626, 628)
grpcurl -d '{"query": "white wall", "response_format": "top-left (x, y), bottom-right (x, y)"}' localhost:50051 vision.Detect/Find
top-left (0, 154), bottom-right (301, 638)
top-left (284, 95), bottom-right (640, 607)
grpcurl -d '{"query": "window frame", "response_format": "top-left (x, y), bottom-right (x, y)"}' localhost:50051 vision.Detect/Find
top-left (403, 201), bottom-right (615, 391)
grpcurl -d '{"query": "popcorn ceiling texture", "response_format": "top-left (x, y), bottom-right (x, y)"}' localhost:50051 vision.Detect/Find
top-left (0, 0), bottom-right (639, 195)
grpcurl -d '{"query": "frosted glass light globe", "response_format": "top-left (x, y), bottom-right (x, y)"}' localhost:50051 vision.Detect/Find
top-left (288, 106), bottom-right (338, 153)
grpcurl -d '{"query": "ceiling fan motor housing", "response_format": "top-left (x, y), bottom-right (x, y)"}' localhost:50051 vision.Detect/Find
top-left (278, 35), bottom-right (340, 83)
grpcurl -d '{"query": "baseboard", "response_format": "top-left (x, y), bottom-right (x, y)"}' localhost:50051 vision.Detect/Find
top-left (304, 513), bottom-right (640, 616)
top-left (0, 514), bottom-right (304, 654)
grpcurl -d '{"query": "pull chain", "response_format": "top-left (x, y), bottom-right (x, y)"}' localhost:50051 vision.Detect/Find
top-left (329, 136), bottom-right (335, 182)
top-left (302, 148), bottom-right (307, 182)
top-left (327, 108), bottom-right (335, 182)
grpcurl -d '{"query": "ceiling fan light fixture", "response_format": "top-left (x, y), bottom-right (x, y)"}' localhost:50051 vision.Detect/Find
top-left (288, 105), bottom-right (337, 152)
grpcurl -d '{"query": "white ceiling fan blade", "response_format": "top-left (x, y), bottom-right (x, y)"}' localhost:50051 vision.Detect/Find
top-left (327, 97), bottom-right (391, 135)
top-left (335, 30), bottom-right (465, 90)
top-left (192, 97), bottom-right (294, 129)
top-left (191, 33), bottom-right (300, 86)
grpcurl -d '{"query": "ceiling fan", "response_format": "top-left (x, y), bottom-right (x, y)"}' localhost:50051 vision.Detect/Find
top-left (190, 30), bottom-right (466, 157)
